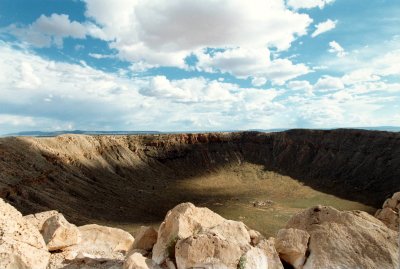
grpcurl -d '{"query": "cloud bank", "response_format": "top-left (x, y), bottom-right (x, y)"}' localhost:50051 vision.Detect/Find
top-left (0, 42), bottom-right (399, 134)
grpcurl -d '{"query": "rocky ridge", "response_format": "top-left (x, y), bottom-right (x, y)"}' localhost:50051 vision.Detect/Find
top-left (0, 130), bottom-right (399, 228)
top-left (1, 198), bottom-right (399, 269)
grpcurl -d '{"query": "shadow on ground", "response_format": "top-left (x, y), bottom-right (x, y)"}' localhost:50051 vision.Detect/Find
top-left (0, 129), bottom-right (398, 235)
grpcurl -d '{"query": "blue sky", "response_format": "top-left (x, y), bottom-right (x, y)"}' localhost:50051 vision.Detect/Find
top-left (0, 0), bottom-right (399, 134)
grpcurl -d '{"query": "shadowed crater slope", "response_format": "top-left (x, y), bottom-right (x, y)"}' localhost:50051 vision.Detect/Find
top-left (0, 129), bottom-right (399, 236)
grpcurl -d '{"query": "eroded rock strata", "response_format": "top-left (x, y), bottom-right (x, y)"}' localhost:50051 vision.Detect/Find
top-left (0, 129), bottom-right (399, 225)
top-left (0, 130), bottom-right (399, 267)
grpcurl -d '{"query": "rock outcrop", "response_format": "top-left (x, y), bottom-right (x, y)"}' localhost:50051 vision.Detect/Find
top-left (284, 205), bottom-right (399, 269)
top-left (132, 226), bottom-right (158, 251)
top-left (206, 220), bottom-right (251, 250)
top-left (275, 228), bottom-right (310, 269)
top-left (175, 233), bottom-right (243, 269)
top-left (152, 202), bottom-right (225, 264)
top-left (241, 247), bottom-right (268, 269)
top-left (46, 223), bottom-right (135, 268)
top-left (63, 224), bottom-right (134, 260)
top-left (375, 192), bottom-right (400, 231)
top-left (42, 213), bottom-right (81, 251)
top-left (24, 210), bottom-right (59, 231)
top-left (0, 198), bottom-right (50, 269)
top-left (256, 238), bottom-right (284, 269)
top-left (155, 203), bottom-right (282, 269)
top-left (1, 192), bottom-right (400, 269)
top-left (124, 253), bottom-right (161, 269)
top-left (1, 129), bottom-right (399, 228)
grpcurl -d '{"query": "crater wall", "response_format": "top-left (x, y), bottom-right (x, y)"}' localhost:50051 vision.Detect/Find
top-left (0, 129), bottom-right (399, 225)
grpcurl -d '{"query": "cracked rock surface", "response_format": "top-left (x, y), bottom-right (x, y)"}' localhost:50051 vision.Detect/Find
top-left (0, 198), bottom-right (50, 269)
top-left (285, 205), bottom-right (399, 269)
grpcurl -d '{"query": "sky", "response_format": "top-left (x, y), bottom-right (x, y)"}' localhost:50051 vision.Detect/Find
top-left (0, 0), bottom-right (399, 134)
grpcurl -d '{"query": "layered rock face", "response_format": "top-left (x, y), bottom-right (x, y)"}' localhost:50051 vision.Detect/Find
top-left (1, 130), bottom-right (400, 267)
top-left (0, 130), bottom-right (399, 226)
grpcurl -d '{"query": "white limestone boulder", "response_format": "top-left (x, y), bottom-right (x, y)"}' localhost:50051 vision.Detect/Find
top-left (241, 247), bottom-right (268, 269)
top-left (42, 214), bottom-right (81, 251)
top-left (124, 252), bottom-right (161, 269)
top-left (275, 228), bottom-right (310, 269)
top-left (0, 198), bottom-right (50, 269)
top-left (175, 233), bottom-right (242, 269)
top-left (63, 224), bottom-right (134, 260)
top-left (132, 226), bottom-right (158, 251)
top-left (286, 205), bottom-right (399, 269)
top-left (206, 220), bottom-right (251, 250)
top-left (152, 202), bottom-right (225, 264)
top-left (256, 238), bottom-right (284, 269)
top-left (24, 210), bottom-right (59, 231)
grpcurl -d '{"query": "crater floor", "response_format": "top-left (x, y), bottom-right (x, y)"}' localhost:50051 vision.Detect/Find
top-left (104, 162), bottom-right (375, 236)
top-left (0, 130), bottom-right (397, 237)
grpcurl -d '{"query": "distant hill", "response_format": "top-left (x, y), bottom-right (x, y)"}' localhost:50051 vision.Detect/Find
top-left (3, 126), bottom-right (400, 137)
top-left (251, 126), bottom-right (400, 133)
top-left (4, 130), bottom-right (161, 137)
top-left (352, 126), bottom-right (400, 132)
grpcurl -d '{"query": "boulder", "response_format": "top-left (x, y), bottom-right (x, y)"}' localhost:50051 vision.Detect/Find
top-left (63, 224), bottom-right (134, 260)
top-left (126, 248), bottom-right (149, 258)
top-left (376, 192), bottom-right (400, 231)
top-left (240, 247), bottom-right (268, 269)
top-left (275, 228), bottom-right (310, 269)
top-left (286, 205), bottom-right (399, 269)
top-left (124, 253), bottom-right (161, 269)
top-left (152, 202), bottom-right (225, 264)
top-left (0, 198), bottom-right (50, 269)
top-left (24, 210), bottom-right (59, 231)
top-left (174, 217), bottom-right (271, 269)
top-left (42, 214), bottom-right (81, 251)
top-left (206, 220), bottom-right (251, 250)
top-left (175, 233), bottom-right (242, 269)
top-left (249, 229), bottom-right (264, 246)
top-left (375, 207), bottom-right (399, 231)
top-left (132, 226), bottom-right (158, 251)
top-left (383, 198), bottom-right (398, 209)
top-left (256, 238), bottom-right (284, 269)
top-left (165, 258), bottom-right (177, 269)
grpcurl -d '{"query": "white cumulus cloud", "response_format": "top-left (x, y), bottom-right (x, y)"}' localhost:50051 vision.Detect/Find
top-left (287, 0), bottom-right (335, 10)
top-left (83, 0), bottom-right (312, 70)
top-left (5, 13), bottom-right (106, 48)
top-left (312, 19), bottom-right (337, 38)
top-left (196, 47), bottom-right (310, 85)
top-left (0, 42), bottom-right (289, 133)
top-left (1, 39), bottom-right (399, 133)
top-left (3, 0), bottom-right (314, 82)
top-left (328, 41), bottom-right (346, 57)
top-left (342, 69), bottom-right (380, 85)
top-left (88, 53), bottom-right (115, 59)
top-left (251, 77), bottom-right (268, 87)
top-left (314, 75), bottom-right (344, 91)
